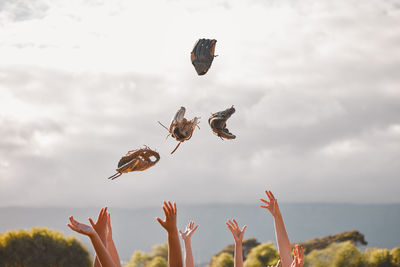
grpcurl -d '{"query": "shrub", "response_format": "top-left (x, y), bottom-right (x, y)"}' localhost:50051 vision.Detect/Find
top-left (209, 252), bottom-right (234, 267)
top-left (0, 227), bottom-right (91, 267)
top-left (244, 242), bottom-right (279, 267)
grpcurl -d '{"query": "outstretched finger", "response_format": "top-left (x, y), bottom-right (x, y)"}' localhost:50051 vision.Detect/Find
top-left (225, 222), bottom-right (234, 234)
top-left (242, 225), bottom-right (247, 232)
top-left (298, 246), bottom-right (304, 262)
top-left (167, 201), bottom-right (173, 213)
top-left (162, 206), bottom-right (169, 218)
top-left (69, 216), bottom-right (78, 226)
top-left (107, 213), bottom-right (111, 227)
top-left (192, 224), bottom-right (199, 233)
top-left (67, 224), bottom-right (76, 231)
top-left (265, 190), bottom-right (273, 201)
top-left (226, 219), bottom-right (235, 229)
top-left (89, 218), bottom-right (96, 228)
top-left (173, 202), bottom-right (177, 214)
top-left (156, 217), bottom-right (165, 227)
top-left (233, 219), bottom-right (239, 229)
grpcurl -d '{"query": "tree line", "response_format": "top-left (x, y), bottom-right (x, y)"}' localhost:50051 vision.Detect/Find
top-left (0, 228), bottom-right (399, 267)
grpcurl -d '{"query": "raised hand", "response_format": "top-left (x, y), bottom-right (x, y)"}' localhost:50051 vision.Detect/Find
top-left (260, 190), bottom-right (281, 218)
top-left (226, 219), bottom-right (246, 267)
top-left (260, 189), bottom-right (292, 267)
top-left (156, 201), bottom-right (183, 267)
top-left (180, 221), bottom-right (198, 267)
top-left (156, 201), bottom-right (178, 233)
top-left (92, 207), bottom-right (108, 242)
top-left (67, 216), bottom-right (96, 236)
top-left (68, 215), bottom-right (116, 267)
top-left (291, 245), bottom-right (304, 267)
top-left (179, 221), bottom-right (199, 242)
top-left (226, 219), bottom-right (247, 244)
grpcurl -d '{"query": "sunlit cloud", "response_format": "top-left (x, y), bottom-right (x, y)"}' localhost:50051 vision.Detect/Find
top-left (0, 0), bottom-right (399, 206)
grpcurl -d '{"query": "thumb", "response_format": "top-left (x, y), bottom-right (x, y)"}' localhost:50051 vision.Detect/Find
top-left (89, 218), bottom-right (96, 228)
top-left (156, 217), bottom-right (165, 227)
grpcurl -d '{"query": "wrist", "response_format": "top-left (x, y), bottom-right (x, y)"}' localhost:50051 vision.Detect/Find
top-left (235, 240), bottom-right (243, 246)
top-left (88, 231), bottom-right (99, 240)
top-left (167, 227), bottom-right (178, 235)
top-left (274, 212), bottom-right (283, 220)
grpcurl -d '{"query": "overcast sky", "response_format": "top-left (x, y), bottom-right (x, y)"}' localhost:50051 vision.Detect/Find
top-left (0, 0), bottom-right (399, 207)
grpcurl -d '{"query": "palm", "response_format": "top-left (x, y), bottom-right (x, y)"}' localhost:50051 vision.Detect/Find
top-left (260, 190), bottom-right (280, 217)
top-left (226, 219), bottom-right (246, 243)
top-left (68, 216), bottom-right (95, 236)
top-left (156, 201), bottom-right (178, 233)
top-left (180, 221), bottom-right (198, 241)
top-left (93, 207), bottom-right (108, 240)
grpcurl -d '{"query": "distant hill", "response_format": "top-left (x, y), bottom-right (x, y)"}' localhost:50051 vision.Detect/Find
top-left (0, 203), bottom-right (399, 264)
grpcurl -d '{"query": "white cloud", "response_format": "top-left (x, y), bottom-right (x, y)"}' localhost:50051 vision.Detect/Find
top-left (0, 0), bottom-right (399, 206)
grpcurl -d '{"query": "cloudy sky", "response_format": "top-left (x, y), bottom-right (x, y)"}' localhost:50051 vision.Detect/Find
top-left (0, 0), bottom-right (399, 208)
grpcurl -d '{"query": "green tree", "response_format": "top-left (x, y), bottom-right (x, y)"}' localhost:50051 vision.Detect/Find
top-left (145, 256), bottom-right (167, 267)
top-left (332, 241), bottom-right (366, 267)
top-left (149, 243), bottom-right (168, 260)
top-left (214, 238), bottom-right (260, 261)
top-left (365, 248), bottom-right (393, 267)
top-left (0, 227), bottom-right (91, 267)
top-left (125, 243), bottom-right (168, 267)
top-left (125, 251), bottom-right (149, 267)
top-left (391, 248), bottom-right (400, 267)
top-left (243, 242), bottom-right (279, 267)
top-left (299, 230), bottom-right (367, 254)
top-left (209, 252), bottom-right (234, 267)
top-left (305, 242), bottom-right (368, 267)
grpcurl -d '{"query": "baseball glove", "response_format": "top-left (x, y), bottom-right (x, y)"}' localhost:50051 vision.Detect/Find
top-left (108, 146), bottom-right (160, 180)
top-left (208, 105), bottom-right (236, 140)
top-left (191, 38), bottom-right (217, 75)
top-left (158, 106), bottom-right (200, 154)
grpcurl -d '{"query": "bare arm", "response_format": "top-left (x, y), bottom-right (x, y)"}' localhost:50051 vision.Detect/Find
top-left (91, 208), bottom-right (121, 267)
top-left (260, 190), bottom-right (292, 267)
top-left (67, 216), bottom-right (116, 267)
top-left (91, 208), bottom-right (108, 267)
top-left (156, 201), bottom-right (183, 267)
top-left (179, 221), bottom-right (199, 267)
top-left (107, 213), bottom-right (122, 267)
top-left (226, 219), bottom-right (247, 267)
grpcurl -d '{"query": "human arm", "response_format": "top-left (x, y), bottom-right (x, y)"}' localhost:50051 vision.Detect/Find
top-left (67, 216), bottom-right (116, 267)
top-left (91, 207), bottom-right (108, 267)
top-left (179, 221), bottom-right (199, 267)
top-left (156, 201), bottom-right (183, 267)
top-left (106, 213), bottom-right (122, 267)
top-left (226, 219), bottom-right (247, 267)
top-left (260, 190), bottom-right (293, 267)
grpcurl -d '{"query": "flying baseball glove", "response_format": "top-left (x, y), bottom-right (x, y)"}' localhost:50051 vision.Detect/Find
top-left (208, 106), bottom-right (236, 140)
top-left (158, 106), bottom-right (200, 154)
top-left (108, 146), bottom-right (160, 180)
top-left (191, 38), bottom-right (217, 75)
